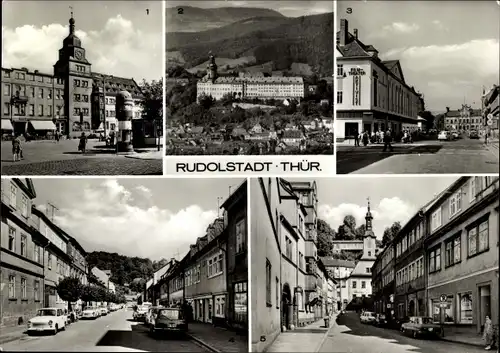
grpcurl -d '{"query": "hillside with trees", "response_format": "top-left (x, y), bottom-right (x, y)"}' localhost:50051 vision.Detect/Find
top-left (316, 216), bottom-right (402, 261)
top-left (167, 12), bottom-right (334, 75)
top-left (86, 251), bottom-right (170, 293)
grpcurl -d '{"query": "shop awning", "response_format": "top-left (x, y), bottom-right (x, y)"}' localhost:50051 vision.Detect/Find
top-left (1, 119), bottom-right (13, 130)
top-left (29, 120), bottom-right (56, 130)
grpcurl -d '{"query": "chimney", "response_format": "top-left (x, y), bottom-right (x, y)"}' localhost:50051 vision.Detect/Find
top-left (340, 19), bottom-right (348, 46)
top-left (170, 258), bottom-right (176, 264)
top-left (353, 29), bottom-right (358, 40)
top-left (446, 107), bottom-right (450, 113)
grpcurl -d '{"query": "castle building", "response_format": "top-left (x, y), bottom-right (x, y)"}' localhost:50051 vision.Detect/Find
top-left (444, 105), bottom-right (482, 132)
top-left (196, 55), bottom-right (305, 102)
top-left (1, 14), bottom-right (143, 137)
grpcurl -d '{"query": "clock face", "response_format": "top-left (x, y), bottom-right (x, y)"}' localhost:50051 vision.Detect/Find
top-left (75, 50), bottom-right (83, 60)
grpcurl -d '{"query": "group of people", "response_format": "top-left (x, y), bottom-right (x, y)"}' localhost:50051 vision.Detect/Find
top-left (353, 129), bottom-right (394, 152)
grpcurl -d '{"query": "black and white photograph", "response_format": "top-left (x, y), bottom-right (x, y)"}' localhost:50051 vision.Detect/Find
top-left (251, 176), bottom-right (499, 353)
top-left (1, 1), bottom-right (163, 176)
top-left (335, 0), bottom-right (500, 174)
top-left (165, 0), bottom-right (334, 156)
top-left (0, 177), bottom-right (248, 352)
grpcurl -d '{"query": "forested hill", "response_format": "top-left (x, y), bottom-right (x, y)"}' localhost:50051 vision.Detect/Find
top-left (86, 251), bottom-right (170, 288)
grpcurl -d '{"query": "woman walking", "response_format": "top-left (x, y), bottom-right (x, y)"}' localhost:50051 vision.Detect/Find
top-left (12, 134), bottom-right (21, 161)
top-left (483, 315), bottom-right (494, 350)
top-left (78, 132), bottom-right (87, 154)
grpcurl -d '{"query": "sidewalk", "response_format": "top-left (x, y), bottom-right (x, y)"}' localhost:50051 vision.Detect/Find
top-left (187, 322), bottom-right (248, 353)
top-left (0, 325), bottom-right (27, 345)
top-left (441, 328), bottom-right (485, 348)
top-left (124, 150), bottom-right (163, 160)
top-left (266, 314), bottom-right (337, 352)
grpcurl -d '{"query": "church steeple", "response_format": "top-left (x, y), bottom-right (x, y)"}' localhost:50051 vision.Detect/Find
top-left (63, 9), bottom-right (82, 48)
top-left (69, 9), bottom-right (75, 34)
top-left (365, 197), bottom-right (373, 230)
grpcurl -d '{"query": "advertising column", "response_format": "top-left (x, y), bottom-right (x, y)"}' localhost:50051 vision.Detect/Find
top-left (115, 90), bottom-right (134, 153)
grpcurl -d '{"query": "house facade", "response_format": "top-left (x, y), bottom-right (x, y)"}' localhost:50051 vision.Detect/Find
top-left (425, 176), bottom-right (499, 334)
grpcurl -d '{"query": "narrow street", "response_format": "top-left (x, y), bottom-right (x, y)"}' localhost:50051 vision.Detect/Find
top-left (336, 137), bottom-right (499, 174)
top-left (319, 312), bottom-right (487, 353)
top-left (1, 309), bottom-right (205, 352)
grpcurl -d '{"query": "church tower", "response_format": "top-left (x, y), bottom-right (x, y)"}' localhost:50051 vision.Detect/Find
top-left (362, 198), bottom-right (377, 260)
top-left (206, 54), bottom-right (218, 83)
top-left (53, 12), bottom-right (93, 137)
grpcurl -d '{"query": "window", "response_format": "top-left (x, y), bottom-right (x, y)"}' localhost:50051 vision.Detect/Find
top-left (39, 88), bottom-right (44, 98)
top-left (235, 219), bottom-right (246, 253)
top-left (266, 259), bottom-right (272, 306)
top-left (74, 79), bottom-right (81, 87)
top-left (29, 104), bottom-right (34, 116)
top-left (10, 183), bottom-right (17, 207)
top-left (468, 220), bottom-right (489, 257)
top-left (38, 105), bottom-right (43, 116)
top-left (48, 105), bottom-right (52, 116)
top-left (366, 267), bottom-right (370, 273)
top-left (9, 275), bottom-right (16, 298)
top-left (34, 244), bottom-right (40, 263)
top-left (21, 234), bottom-right (27, 256)
top-left (429, 246), bottom-right (441, 272)
top-left (34, 280), bottom-right (40, 301)
top-left (431, 208), bottom-right (442, 231)
top-left (234, 282), bottom-right (247, 323)
top-left (361, 281), bottom-right (366, 289)
top-left (337, 64), bottom-right (344, 76)
top-left (275, 277), bottom-right (279, 308)
top-left (469, 178), bottom-right (477, 203)
top-left (21, 194), bottom-right (28, 218)
top-left (48, 253), bottom-right (52, 270)
top-left (285, 236), bottom-right (293, 260)
top-left (445, 234), bottom-right (461, 267)
top-left (74, 94), bottom-right (81, 101)
top-left (459, 292), bottom-right (473, 323)
top-left (337, 91), bottom-right (343, 104)
top-left (4, 84), bottom-right (11, 96)
top-left (352, 280), bottom-right (357, 289)
top-left (21, 278), bottom-right (27, 299)
top-left (8, 227), bottom-right (16, 251)
top-left (3, 103), bottom-right (9, 115)
top-left (368, 251), bottom-right (371, 257)
top-left (449, 190), bottom-right (462, 217)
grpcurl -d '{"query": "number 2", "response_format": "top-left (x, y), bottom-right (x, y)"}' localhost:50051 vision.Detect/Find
top-left (178, 8), bottom-right (184, 14)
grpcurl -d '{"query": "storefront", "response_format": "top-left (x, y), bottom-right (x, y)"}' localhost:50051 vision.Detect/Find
top-left (232, 281), bottom-right (248, 328)
top-left (427, 268), bottom-right (498, 333)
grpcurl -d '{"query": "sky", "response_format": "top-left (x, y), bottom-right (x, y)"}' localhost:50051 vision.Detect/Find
top-left (166, 0), bottom-right (333, 17)
top-left (337, 0), bottom-right (500, 113)
top-left (2, 1), bottom-right (163, 82)
top-left (31, 178), bottom-right (245, 261)
top-left (307, 176), bottom-right (460, 238)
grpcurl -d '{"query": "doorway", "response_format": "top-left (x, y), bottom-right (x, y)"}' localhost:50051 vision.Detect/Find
top-left (479, 285), bottom-right (491, 329)
top-left (281, 283), bottom-right (292, 330)
top-left (408, 300), bottom-right (415, 316)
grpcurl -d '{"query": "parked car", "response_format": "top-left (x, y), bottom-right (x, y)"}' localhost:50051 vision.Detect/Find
top-left (360, 311), bottom-right (377, 324)
top-left (451, 130), bottom-right (460, 139)
top-left (81, 307), bottom-right (100, 320)
top-left (394, 316), bottom-right (410, 330)
top-left (438, 131), bottom-right (452, 141)
top-left (27, 308), bottom-right (66, 335)
top-left (375, 313), bottom-right (389, 327)
top-left (146, 306), bottom-right (165, 327)
top-left (469, 129), bottom-right (480, 139)
top-left (149, 307), bottom-right (187, 336)
top-left (401, 316), bottom-right (443, 339)
top-left (133, 305), bottom-right (149, 322)
top-left (99, 307), bottom-right (109, 316)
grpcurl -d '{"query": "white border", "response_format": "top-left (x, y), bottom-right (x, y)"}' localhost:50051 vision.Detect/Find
top-left (333, 0), bottom-right (338, 168)
top-left (247, 178), bottom-right (252, 352)
top-left (162, 0), bottom-right (167, 176)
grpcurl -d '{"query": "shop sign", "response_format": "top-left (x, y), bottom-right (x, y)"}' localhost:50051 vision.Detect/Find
top-left (349, 67), bottom-right (366, 76)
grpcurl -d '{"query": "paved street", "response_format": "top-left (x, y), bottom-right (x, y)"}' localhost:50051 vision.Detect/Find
top-left (337, 137), bottom-right (499, 174)
top-left (0, 309), bottom-right (206, 352)
top-left (1, 139), bottom-right (162, 175)
top-left (319, 312), bottom-right (487, 353)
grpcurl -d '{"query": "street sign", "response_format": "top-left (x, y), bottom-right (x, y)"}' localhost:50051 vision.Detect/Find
top-left (439, 303), bottom-right (448, 308)
top-left (487, 114), bottom-right (494, 120)
top-left (439, 294), bottom-right (447, 302)
top-left (487, 119), bottom-right (493, 126)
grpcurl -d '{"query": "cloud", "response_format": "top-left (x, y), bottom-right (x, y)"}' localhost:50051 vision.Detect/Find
top-left (318, 197), bottom-right (416, 238)
top-left (135, 185), bottom-right (152, 199)
top-left (41, 180), bottom-right (217, 260)
top-left (371, 22), bottom-right (420, 38)
top-left (2, 15), bottom-right (161, 81)
top-left (432, 20), bottom-right (448, 31)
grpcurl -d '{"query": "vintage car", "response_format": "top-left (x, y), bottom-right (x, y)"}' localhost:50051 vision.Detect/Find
top-left (149, 307), bottom-right (187, 336)
top-left (469, 129), bottom-right (480, 139)
top-left (360, 311), bottom-right (377, 324)
top-left (133, 305), bottom-right (149, 322)
top-left (438, 131), bottom-right (452, 141)
top-left (81, 307), bottom-right (100, 320)
top-left (401, 316), bottom-right (443, 339)
top-left (99, 306), bottom-right (109, 316)
top-left (27, 308), bottom-right (67, 335)
top-left (145, 306), bottom-right (165, 327)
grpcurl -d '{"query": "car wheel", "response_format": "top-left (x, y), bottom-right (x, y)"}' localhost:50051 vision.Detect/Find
top-left (61, 324), bottom-right (66, 331)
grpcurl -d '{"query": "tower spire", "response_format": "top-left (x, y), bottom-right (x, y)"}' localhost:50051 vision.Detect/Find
top-left (69, 6), bottom-right (75, 34)
top-left (365, 197), bottom-right (373, 230)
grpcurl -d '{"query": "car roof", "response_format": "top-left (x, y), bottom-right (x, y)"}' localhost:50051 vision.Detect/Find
top-left (39, 307), bottom-right (59, 310)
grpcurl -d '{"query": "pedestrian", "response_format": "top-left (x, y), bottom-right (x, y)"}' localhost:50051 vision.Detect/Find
top-left (362, 131), bottom-right (369, 146)
top-left (78, 132), bottom-right (87, 154)
top-left (354, 131), bottom-right (360, 146)
top-left (12, 134), bottom-right (21, 162)
top-left (483, 316), bottom-right (494, 350)
top-left (485, 131), bottom-right (489, 145)
top-left (383, 129), bottom-right (394, 152)
top-left (55, 130), bottom-right (60, 143)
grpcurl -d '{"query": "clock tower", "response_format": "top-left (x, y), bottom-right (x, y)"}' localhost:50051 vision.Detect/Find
top-left (54, 13), bottom-right (93, 137)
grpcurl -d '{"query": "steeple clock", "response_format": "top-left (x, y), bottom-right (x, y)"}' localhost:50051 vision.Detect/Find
top-left (53, 13), bottom-right (93, 137)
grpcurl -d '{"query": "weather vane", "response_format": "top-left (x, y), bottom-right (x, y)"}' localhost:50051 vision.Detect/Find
top-left (69, 5), bottom-right (73, 18)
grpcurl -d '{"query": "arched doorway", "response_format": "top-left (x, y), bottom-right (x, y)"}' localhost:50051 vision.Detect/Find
top-left (281, 283), bottom-right (292, 330)
top-left (408, 300), bottom-right (415, 316)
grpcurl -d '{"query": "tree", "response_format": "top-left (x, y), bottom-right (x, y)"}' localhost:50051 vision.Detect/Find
top-left (336, 215), bottom-right (357, 240)
top-left (56, 276), bottom-right (83, 312)
top-left (418, 111), bottom-right (435, 131)
top-left (139, 79), bottom-right (163, 122)
top-left (381, 221), bottom-right (402, 248)
top-left (316, 219), bottom-right (335, 257)
top-left (80, 284), bottom-right (99, 307)
top-left (198, 93), bottom-right (215, 110)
